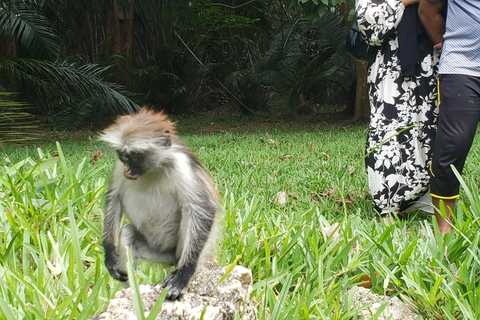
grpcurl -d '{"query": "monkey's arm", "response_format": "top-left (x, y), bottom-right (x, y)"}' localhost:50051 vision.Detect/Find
top-left (103, 188), bottom-right (128, 282)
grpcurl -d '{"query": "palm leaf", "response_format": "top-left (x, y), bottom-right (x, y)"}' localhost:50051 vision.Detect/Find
top-left (258, 12), bottom-right (355, 112)
top-left (0, 0), bottom-right (60, 59)
top-left (0, 57), bottom-right (139, 117)
top-left (0, 93), bottom-right (38, 144)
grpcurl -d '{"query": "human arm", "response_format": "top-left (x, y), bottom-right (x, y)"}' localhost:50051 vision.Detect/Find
top-left (418, 0), bottom-right (445, 54)
top-left (402, 0), bottom-right (419, 6)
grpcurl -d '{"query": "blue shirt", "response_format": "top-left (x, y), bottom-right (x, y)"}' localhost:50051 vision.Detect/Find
top-left (439, 0), bottom-right (480, 76)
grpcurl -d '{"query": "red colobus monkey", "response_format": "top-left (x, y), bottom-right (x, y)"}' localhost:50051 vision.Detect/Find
top-left (99, 108), bottom-right (221, 300)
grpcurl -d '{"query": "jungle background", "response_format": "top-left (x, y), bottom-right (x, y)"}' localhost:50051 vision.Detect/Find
top-left (0, 0), bottom-right (368, 140)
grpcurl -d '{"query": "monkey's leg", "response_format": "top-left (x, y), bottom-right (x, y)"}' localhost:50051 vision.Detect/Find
top-left (162, 200), bottom-right (217, 300)
top-left (119, 224), bottom-right (177, 273)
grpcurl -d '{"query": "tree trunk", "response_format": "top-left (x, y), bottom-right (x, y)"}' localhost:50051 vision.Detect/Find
top-left (0, 34), bottom-right (17, 91)
top-left (353, 61), bottom-right (370, 121)
top-left (106, 0), bottom-right (134, 84)
top-left (340, 2), bottom-right (370, 122)
top-left (112, 0), bottom-right (133, 59)
top-left (0, 34), bottom-right (16, 56)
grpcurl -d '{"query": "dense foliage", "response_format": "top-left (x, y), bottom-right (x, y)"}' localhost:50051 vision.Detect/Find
top-left (0, 0), bottom-right (355, 129)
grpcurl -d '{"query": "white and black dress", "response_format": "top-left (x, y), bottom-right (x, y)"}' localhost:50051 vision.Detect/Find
top-left (356, 0), bottom-right (439, 214)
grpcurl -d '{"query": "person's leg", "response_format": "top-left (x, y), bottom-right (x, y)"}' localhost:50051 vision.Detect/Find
top-left (380, 212), bottom-right (397, 225)
top-left (432, 197), bottom-right (455, 233)
top-left (430, 74), bottom-right (480, 233)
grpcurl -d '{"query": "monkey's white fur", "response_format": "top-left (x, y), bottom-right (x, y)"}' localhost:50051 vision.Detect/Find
top-left (107, 148), bottom-right (220, 264)
top-left (100, 108), bottom-right (221, 299)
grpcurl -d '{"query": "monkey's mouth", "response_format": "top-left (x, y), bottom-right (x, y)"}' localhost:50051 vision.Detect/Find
top-left (124, 167), bottom-right (139, 180)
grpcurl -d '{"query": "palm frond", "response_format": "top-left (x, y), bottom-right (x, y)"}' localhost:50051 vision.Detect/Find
top-left (0, 0), bottom-right (60, 59)
top-left (257, 12), bottom-right (355, 113)
top-left (0, 93), bottom-right (38, 144)
top-left (314, 11), bottom-right (349, 53)
top-left (0, 57), bottom-right (139, 116)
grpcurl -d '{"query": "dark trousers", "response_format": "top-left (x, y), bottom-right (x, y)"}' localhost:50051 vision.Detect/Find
top-left (430, 74), bottom-right (480, 199)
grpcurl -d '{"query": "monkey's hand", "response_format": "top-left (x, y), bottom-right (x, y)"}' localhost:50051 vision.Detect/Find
top-left (162, 269), bottom-right (190, 300)
top-left (104, 246), bottom-right (128, 282)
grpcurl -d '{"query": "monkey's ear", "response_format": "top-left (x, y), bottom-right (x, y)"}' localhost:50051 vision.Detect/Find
top-left (163, 129), bottom-right (172, 147)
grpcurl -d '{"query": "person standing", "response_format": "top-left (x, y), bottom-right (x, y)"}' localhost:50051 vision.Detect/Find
top-left (419, 0), bottom-right (480, 233)
top-left (356, 0), bottom-right (439, 216)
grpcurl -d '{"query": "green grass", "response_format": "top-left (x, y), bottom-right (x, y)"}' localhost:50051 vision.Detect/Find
top-left (0, 117), bottom-right (480, 319)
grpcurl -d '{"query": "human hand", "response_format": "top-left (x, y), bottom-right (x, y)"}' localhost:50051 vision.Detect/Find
top-left (434, 42), bottom-right (442, 55)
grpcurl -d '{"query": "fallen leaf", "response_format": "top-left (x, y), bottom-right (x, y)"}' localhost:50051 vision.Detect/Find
top-left (348, 165), bottom-right (356, 175)
top-left (235, 135), bottom-right (247, 141)
top-left (317, 187), bottom-right (359, 207)
top-left (271, 191), bottom-right (287, 205)
top-left (241, 161), bottom-right (255, 167)
top-left (280, 153), bottom-right (293, 161)
top-left (308, 142), bottom-right (314, 151)
top-left (322, 222), bottom-right (340, 241)
top-left (286, 190), bottom-right (298, 200)
top-left (325, 187), bottom-right (336, 197)
top-left (92, 147), bottom-right (103, 162)
top-left (335, 194), bottom-right (355, 206)
top-left (358, 271), bottom-right (378, 289)
top-left (320, 152), bottom-right (330, 159)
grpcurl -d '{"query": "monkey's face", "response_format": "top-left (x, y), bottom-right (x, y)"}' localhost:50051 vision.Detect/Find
top-left (117, 150), bottom-right (147, 180)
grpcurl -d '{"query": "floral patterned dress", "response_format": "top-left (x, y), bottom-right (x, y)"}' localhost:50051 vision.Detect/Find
top-left (356, 0), bottom-right (439, 214)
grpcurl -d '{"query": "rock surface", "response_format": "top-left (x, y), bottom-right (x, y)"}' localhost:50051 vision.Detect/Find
top-left (349, 286), bottom-right (422, 320)
top-left (93, 262), bottom-right (257, 320)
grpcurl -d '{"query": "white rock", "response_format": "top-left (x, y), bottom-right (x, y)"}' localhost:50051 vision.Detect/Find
top-left (349, 286), bottom-right (422, 320)
top-left (92, 261), bottom-right (257, 320)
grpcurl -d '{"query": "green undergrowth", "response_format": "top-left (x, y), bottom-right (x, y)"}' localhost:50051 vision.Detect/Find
top-left (0, 122), bottom-right (479, 319)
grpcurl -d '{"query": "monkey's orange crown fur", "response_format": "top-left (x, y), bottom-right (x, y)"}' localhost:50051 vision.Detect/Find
top-left (99, 108), bottom-right (176, 149)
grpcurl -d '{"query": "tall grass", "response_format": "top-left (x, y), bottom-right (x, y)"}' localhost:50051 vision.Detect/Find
top-left (0, 143), bottom-right (119, 319)
top-left (0, 119), bottom-right (479, 319)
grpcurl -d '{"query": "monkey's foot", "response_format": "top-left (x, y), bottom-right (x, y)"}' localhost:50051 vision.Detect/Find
top-left (105, 262), bottom-right (128, 282)
top-left (162, 271), bottom-right (189, 300)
